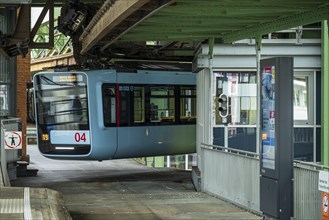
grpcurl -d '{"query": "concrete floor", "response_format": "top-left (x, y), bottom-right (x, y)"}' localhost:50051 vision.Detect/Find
top-left (11, 145), bottom-right (261, 220)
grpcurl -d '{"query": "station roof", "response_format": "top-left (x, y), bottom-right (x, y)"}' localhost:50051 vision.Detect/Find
top-left (120, 0), bottom-right (329, 42)
top-left (76, 0), bottom-right (328, 61)
top-left (2, 0), bottom-right (328, 63)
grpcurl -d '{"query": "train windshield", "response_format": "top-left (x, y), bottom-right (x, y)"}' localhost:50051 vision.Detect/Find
top-left (34, 72), bottom-right (90, 155)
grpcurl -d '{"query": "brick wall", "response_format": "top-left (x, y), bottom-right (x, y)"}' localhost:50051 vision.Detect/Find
top-left (16, 52), bottom-right (31, 157)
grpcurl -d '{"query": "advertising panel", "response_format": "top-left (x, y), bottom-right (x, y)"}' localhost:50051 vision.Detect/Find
top-left (261, 66), bottom-right (276, 170)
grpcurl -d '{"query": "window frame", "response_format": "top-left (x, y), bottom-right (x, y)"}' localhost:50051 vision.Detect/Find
top-left (293, 71), bottom-right (314, 125)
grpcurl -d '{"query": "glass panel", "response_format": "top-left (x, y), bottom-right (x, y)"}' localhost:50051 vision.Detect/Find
top-left (180, 86), bottom-right (196, 123)
top-left (228, 127), bottom-right (256, 152)
top-left (213, 127), bottom-right (224, 146)
top-left (102, 84), bottom-right (116, 127)
top-left (170, 155), bottom-right (185, 169)
top-left (150, 86), bottom-right (175, 123)
top-left (316, 71), bottom-right (321, 125)
top-left (119, 85), bottom-right (131, 126)
top-left (35, 74), bottom-right (89, 130)
top-left (134, 86), bottom-right (144, 123)
top-left (215, 71), bottom-right (257, 125)
top-left (188, 154), bottom-right (197, 170)
top-left (316, 128), bottom-right (321, 162)
top-left (293, 76), bottom-right (309, 121)
top-left (0, 84), bottom-right (9, 116)
top-left (294, 128), bottom-right (313, 161)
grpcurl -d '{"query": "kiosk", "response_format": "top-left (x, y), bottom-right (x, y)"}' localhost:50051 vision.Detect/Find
top-left (260, 57), bottom-right (294, 219)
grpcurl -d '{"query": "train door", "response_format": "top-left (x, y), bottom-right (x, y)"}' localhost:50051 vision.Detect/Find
top-left (101, 84), bottom-right (119, 158)
top-left (117, 85), bottom-right (133, 126)
top-left (115, 84), bottom-right (146, 158)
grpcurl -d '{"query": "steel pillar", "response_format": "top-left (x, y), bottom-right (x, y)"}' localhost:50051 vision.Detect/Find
top-left (321, 20), bottom-right (329, 166)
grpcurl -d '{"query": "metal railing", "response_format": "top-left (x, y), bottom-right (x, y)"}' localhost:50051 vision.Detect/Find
top-left (293, 160), bottom-right (329, 220)
top-left (201, 143), bottom-right (261, 214)
top-left (200, 143), bottom-right (329, 219)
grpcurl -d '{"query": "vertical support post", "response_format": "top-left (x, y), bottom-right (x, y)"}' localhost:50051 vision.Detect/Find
top-left (209, 39), bottom-right (214, 146)
top-left (0, 122), bottom-right (11, 187)
top-left (255, 36), bottom-right (262, 154)
top-left (321, 20), bottom-right (329, 166)
top-left (208, 38), bottom-right (214, 60)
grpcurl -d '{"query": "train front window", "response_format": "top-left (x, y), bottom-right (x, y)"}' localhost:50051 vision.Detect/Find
top-left (34, 73), bottom-right (90, 155)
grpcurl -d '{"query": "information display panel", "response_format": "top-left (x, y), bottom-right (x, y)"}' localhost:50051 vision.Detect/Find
top-left (261, 66), bottom-right (276, 170)
top-left (260, 57), bottom-right (293, 219)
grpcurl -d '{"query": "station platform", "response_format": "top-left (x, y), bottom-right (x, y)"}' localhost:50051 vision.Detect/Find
top-left (0, 167), bottom-right (71, 219)
top-left (6, 144), bottom-right (261, 220)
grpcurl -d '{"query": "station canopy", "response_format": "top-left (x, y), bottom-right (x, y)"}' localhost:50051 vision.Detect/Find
top-left (4, 0), bottom-right (329, 64)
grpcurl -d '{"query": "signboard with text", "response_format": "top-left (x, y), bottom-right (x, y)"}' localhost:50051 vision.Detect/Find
top-left (319, 171), bottom-right (329, 193)
top-left (50, 130), bottom-right (90, 145)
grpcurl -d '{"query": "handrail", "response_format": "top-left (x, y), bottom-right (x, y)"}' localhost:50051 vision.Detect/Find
top-left (201, 143), bottom-right (260, 158)
top-left (294, 160), bottom-right (329, 171)
top-left (202, 142), bottom-right (329, 171)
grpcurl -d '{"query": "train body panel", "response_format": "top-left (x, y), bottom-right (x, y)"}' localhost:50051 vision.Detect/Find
top-left (87, 70), bottom-right (118, 159)
top-left (33, 69), bottom-right (196, 160)
top-left (114, 125), bottom-right (196, 159)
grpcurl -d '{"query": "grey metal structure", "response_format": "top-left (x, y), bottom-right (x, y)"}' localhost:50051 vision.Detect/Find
top-left (200, 143), bottom-right (328, 220)
top-left (260, 57), bottom-right (294, 219)
top-left (201, 143), bottom-right (260, 213)
top-left (0, 118), bottom-right (21, 186)
top-left (0, 9), bottom-right (16, 117)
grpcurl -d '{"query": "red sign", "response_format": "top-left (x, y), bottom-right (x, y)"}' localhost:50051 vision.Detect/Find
top-left (323, 192), bottom-right (329, 220)
top-left (4, 131), bottom-right (22, 149)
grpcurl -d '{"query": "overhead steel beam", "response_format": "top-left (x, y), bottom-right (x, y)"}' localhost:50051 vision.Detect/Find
top-left (30, 0), bottom-right (54, 49)
top-left (222, 5), bottom-right (329, 43)
top-left (31, 0), bottom-right (102, 3)
top-left (80, 0), bottom-right (150, 55)
top-left (1, 5), bottom-right (30, 57)
top-left (99, 0), bottom-right (175, 52)
top-left (0, 0), bottom-right (31, 3)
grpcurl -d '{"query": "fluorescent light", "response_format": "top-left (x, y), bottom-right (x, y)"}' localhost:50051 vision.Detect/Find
top-left (56, 147), bottom-right (74, 150)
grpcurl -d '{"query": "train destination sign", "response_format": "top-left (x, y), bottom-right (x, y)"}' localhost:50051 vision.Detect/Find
top-left (52, 74), bottom-right (84, 83)
top-left (50, 130), bottom-right (90, 145)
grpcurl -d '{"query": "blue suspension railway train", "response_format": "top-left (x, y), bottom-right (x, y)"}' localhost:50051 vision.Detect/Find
top-left (33, 69), bottom-right (196, 160)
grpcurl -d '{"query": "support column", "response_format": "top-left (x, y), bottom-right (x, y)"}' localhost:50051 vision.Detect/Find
top-left (321, 20), bottom-right (329, 166)
top-left (16, 52), bottom-right (31, 159)
top-left (255, 36), bottom-right (262, 154)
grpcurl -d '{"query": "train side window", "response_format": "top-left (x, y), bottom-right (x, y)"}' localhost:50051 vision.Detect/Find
top-left (149, 86), bottom-right (175, 123)
top-left (134, 86), bottom-right (145, 123)
top-left (102, 84), bottom-right (116, 127)
top-left (180, 86), bottom-right (196, 124)
top-left (119, 85), bottom-right (131, 126)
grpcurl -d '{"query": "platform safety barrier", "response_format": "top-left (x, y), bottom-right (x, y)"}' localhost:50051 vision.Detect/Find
top-left (0, 117), bottom-right (21, 187)
top-left (201, 143), bottom-right (329, 219)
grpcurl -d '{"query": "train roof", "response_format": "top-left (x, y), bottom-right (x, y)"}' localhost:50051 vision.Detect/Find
top-left (52, 61), bottom-right (192, 73)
